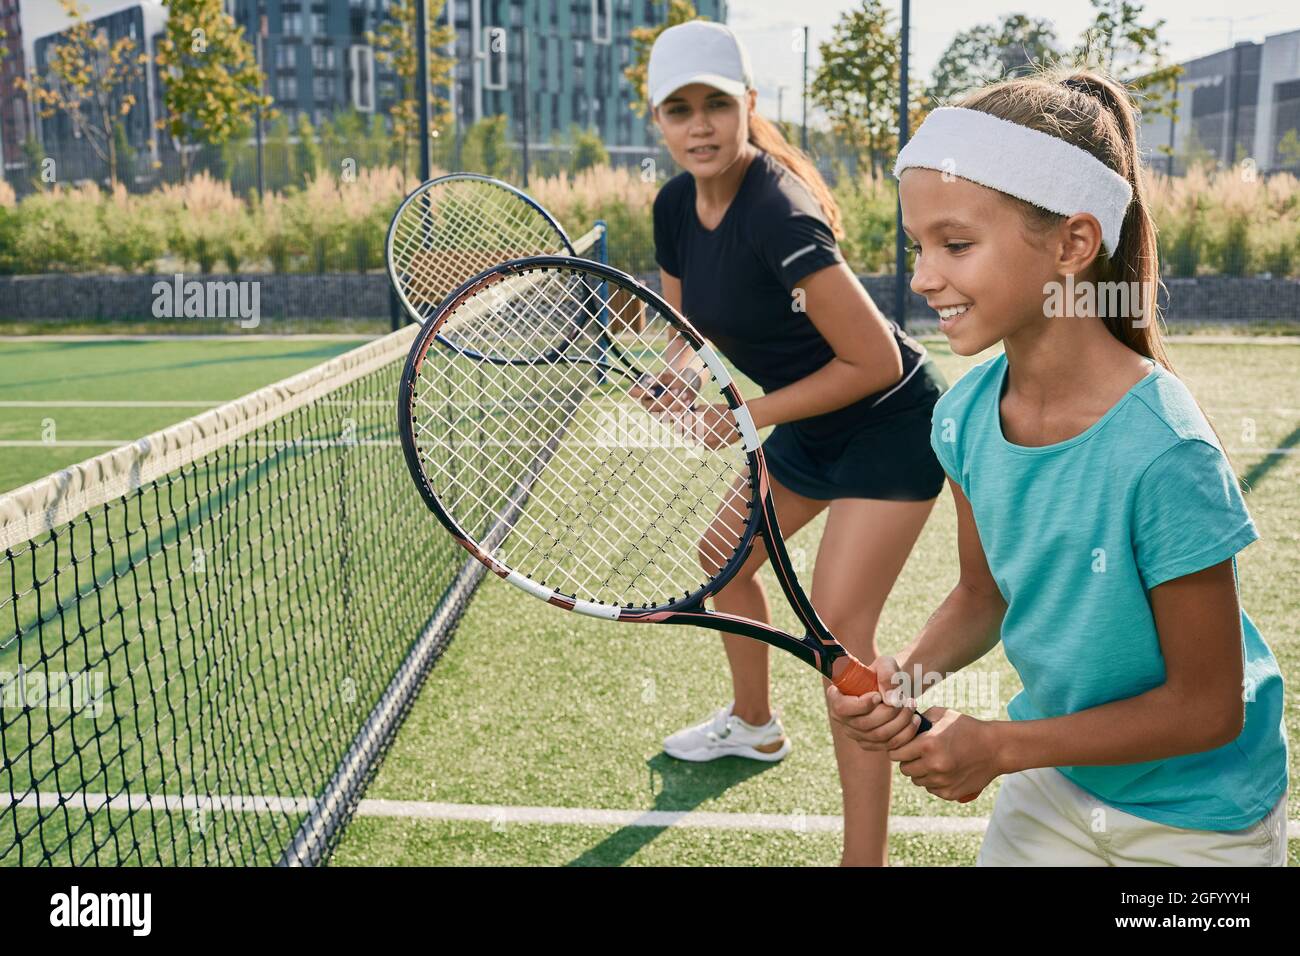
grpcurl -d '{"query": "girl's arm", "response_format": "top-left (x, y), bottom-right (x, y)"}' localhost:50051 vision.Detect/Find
top-left (747, 263), bottom-right (905, 429)
top-left (827, 479), bottom-right (1005, 747)
top-left (896, 479), bottom-right (1006, 682)
top-left (992, 559), bottom-right (1246, 773)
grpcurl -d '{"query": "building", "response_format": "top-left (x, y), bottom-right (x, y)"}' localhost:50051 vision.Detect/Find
top-left (1139, 28), bottom-right (1300, 177)
top-left (228, 0), bottom-right (727, 156)
top-left (0, 0), bottom-right (26, 174)
top-left (462, 0), bottom-right (727, 158)
top-left (20, 0), bottom-right (166, 186)
top-left (13, 0), bottom-right (728, 189)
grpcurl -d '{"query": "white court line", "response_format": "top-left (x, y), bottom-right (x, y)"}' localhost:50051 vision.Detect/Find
top-left (17, 792), bottom-right (1300, 839)
top-left (0, 439), bottom-right (402, 448)
top-left (356, 799), bottom-right (985, 834)
top-left (913, 334), bottom-right (1300, 346)
top-left (0, 400), bottom-right (224, 408)
top-left (0, 399), bottom-right (394, 408)
top-left (0, 334), bottom-right (378, 343)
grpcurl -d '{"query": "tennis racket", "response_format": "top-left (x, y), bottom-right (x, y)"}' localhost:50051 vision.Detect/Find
top-left (386, 172), bottom-right (580, 325)
top-left (398, 256), bottom-right (976, 799)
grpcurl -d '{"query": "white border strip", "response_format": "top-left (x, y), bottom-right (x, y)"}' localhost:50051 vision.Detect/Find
top-left (18, 793), bottom-right (1300, 839)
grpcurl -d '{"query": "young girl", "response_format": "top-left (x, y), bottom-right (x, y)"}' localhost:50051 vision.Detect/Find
top-left (637, 21), bottom-right (949, 865)
top-left (828, 68), bottom-right (1289, 865)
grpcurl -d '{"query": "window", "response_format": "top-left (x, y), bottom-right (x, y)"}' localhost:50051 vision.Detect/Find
top-left (281, 75), bottom-right (298, 99)
top-left (283, 13), bottom-right (302, 36)
top-left (277, 44), bottom-right (297, 69)
top-left (350, 45), bottom-right (374, 111)
top-left (312, 43), bottom-right (335, 69)
top-left (592, 0), bottom-right (611, 44)
top-left (313, 75), bottom-right (333, 101)
top-left (311, 13), bottom-right (327, 35)
top-left (484, 26), bottom-right (507, 91)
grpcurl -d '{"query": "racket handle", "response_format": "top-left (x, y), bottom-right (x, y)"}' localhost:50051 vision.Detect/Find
top-left (834, 660), bottom-right (981, 804)
top-left (831, 658), bottom-right (879, 697)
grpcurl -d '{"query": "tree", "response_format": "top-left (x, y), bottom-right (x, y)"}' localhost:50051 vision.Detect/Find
top-left (811, 0), bottom-right (900, 179)
top-left (16, 0), bottom-right (149, 186)
top-left (295, 114), bottom-right (322, 183)
top-left (1177, 124), bottom-right (1216, 173)
top-left (22, 137), bottom-right (46, 192)
top-left (112, 120), bottom-right (136, 181)
top-left (625, 0), bottom-right (705, 117)
top-left (1071, 0), bottom-right (1182, 146)
top-left (370, 0), bottom-right (454, 179)
top-left (461, 115), bottom-right (513, 178)
top-left (570, 126), bottom-right (609, 173)
top-left (928, 16), bottom-right (1061, 104)
top-left (265, 114), bottom-right (296, 191)
top-left (1276, 128), bottom-right (1300, 172)
top-left (154, 0), bottom-right (271, 179)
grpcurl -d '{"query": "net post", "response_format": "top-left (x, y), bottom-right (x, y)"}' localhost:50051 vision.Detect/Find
top-left (389, 285), bottom-right (404, 330)
top-left (595, 220), bottom-right (610, 385)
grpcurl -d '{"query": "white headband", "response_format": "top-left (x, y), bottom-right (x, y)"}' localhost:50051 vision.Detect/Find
top-left (892, 107), bottom-right (1133, 257)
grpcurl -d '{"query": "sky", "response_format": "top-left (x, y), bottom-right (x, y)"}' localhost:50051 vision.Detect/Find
top-left (729, 0), bottom-right (1300, 122)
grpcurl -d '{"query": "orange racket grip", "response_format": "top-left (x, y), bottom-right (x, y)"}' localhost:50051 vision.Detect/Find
top-left (831, 658), bottom-right (880, 697)
top-left (834, 659), bottom-right (982, 804)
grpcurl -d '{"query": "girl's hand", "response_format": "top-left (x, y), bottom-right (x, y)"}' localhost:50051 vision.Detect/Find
top-left (825, 657), bottom-right (923, 752)
top-left (889, 707), bottom-right (1001, 802)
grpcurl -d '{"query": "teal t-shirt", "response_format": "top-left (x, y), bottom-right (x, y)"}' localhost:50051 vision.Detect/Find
top-left (930, 352), bottom-right (1287, 831)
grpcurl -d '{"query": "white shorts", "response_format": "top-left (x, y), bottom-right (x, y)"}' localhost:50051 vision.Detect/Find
top-left (977, 766), bottom-right (1288, 866)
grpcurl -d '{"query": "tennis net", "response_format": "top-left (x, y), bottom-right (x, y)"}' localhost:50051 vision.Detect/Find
top-left (0, 226), bottom-right (605, 867)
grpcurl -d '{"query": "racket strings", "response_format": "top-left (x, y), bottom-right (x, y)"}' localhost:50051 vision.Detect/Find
top-left (434, 268), bottom-right (748, 485)
top-left (391, 180), bottom-right (570, 315)
top-left (395, 182), bottom-right (562, 265)
top-left (450, 270), bottom-right (744, 454)
top-left (411, 267), bottom-right (753, 607)
top-left (413, 363), bottom-right (746, 598)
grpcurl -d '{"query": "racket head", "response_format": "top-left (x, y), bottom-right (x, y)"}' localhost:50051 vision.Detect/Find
top-left (386, 173), bottom-right (575, 325)
top-left (398, 255), bottom-right (767, 618)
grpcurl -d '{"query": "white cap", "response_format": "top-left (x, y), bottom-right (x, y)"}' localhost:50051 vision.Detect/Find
top-left (647, 21), bottom-right (752, 109)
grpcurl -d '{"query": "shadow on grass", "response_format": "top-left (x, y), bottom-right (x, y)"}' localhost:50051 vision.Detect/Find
top-left (1240, 425), bottom-right (1300, 491)
top-left (565, 753), bottom-right (777, 867)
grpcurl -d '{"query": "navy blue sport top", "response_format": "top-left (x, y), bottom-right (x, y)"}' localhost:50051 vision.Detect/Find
top-left (653, 150), bottom-right (934, 442)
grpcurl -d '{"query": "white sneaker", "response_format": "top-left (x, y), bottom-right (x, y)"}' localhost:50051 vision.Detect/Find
top-left (662, 703), bottom-right (791, 762)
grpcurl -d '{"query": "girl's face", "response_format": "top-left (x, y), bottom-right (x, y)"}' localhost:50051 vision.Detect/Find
top-left (654, 84), bottom-right (756, 179)
top-left (901, 169), bottom-right (1065, 356)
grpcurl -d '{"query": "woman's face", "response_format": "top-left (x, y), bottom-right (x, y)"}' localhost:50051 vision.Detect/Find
top-left (653, 84), bottom-right (755, 179)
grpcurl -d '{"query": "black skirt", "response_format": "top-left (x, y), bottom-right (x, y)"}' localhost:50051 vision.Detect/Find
top-left (762, 360), bottom-right (948, 502)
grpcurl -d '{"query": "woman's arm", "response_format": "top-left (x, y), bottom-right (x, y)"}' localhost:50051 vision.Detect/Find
top-left (748, 263), bottom-right (905, 430)
top-left (991, 559), bottom-right (1246, 773)
top-left (658, 271), bottom-right (701, 375)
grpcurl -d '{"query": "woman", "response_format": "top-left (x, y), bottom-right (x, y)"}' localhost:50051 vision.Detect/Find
top-left (638, 21), bottom-right (947, 866)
